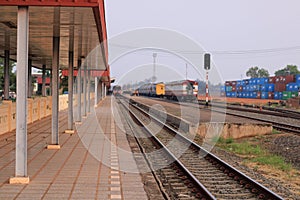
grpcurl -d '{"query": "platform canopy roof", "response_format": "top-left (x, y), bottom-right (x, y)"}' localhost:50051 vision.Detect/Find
top-left (0, 0), bottom-right (109, 82)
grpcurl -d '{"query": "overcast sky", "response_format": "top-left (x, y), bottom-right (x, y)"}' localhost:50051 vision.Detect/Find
top-left (104, 0), bottom-right (300, 84)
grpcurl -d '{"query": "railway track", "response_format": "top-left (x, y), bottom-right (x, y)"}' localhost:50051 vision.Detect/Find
top-left (146, 96), bottom-right (300, 134)
top-left (117, 96), bottom-right (283, 200)
top-left (198, 100), bottom-right (300, 120)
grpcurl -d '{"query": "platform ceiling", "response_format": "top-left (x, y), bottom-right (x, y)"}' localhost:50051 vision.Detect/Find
top-left (0, 1), bottom-right (108, 81)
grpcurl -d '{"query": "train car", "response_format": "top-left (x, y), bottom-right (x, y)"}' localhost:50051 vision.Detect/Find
top-left (112, 85), bottom-right (122, 96)
top-left (165, 80), bottom-right (198, 101)
top-left (138, 83), bottom-right (165, 97)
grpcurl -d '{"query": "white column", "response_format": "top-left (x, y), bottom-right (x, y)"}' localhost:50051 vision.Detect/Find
top-left (11, 6), bottom-right (30, 184)
top-left (67, 13), bottom-right (74, 132)
top-left (49, 7), bottom-right (60, 148)
top-left (94, 77), bottom-right (98, 106)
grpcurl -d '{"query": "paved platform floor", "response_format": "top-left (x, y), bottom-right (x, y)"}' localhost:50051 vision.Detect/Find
top-left (0, 97), bottom-right (148, 200)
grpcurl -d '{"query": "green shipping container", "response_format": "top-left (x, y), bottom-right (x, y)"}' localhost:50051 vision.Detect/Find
top-left (291, 92), bottom-right (298, 98)
top-left (282, 91), bottom-right (291, 100)
top-left (282, 91), bottom-right (298, 100)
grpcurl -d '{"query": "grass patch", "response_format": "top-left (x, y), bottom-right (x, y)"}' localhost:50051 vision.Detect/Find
top-left (225, 142), bottom-right (263, 155)
top-left (272, 129), bottom-right (281, 134)
top-left (216, 138), bottom-right (292, 172)
top-left (252, 155), bottom-right (292, 172)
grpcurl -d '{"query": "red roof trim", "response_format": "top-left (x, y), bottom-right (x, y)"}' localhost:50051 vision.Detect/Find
top-left (0, 0), bottom-right (98, 7)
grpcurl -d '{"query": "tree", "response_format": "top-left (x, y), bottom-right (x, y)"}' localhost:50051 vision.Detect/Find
top-left (246, 66), bottom-right (269, 78)
top-left (275, 65), bottom-right (300, 76)
top-left (257, 68), bottom-right (269, 77)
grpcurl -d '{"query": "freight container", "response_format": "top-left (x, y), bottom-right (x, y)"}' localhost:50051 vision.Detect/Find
top-left (282, 91), bottom-right (292, 100)
top-left (292, 83), bottom-right (299, 92)
top-left (237, 81), bottom-right (242, 85)
top-left (261, 84), bottom-right (268, 92)
top-left (245, 85), bottom-right (250, 91)
top-left (267, 84), bottom-right (275, 92)
top-left (291, 92), bottom-right (298, 98)
top-left (268, 92), bottom-right (274, 99)
top-left (232, 81), bottom-right (237, 86)
top-left (221, 92), bottom-right (226, 97)
top-left (242, 86), bottom-right (246, 91)
top-left (249, 78), bottom-right (257, 85)
top-left (256, 78), bottom-right (268, 85)
top-left (226, 92), bottom-right (231, 97)
top-left (261, 92), bottom-right (269, 99)
top-left (275, 83), bottom-right (286, 92)
top-left (276, 75), bottom-right (295, 84)
top-left (274, 92), bottom-right (282, 100)
top-left (256, 92), bottom-right (261, 99)
top-left (283, 75), bottom-right (295, 84)
top-left (238, 85), bottom-right (243, 92)
top-left (232, 85), bottom-right (237, 92)
top-left (269, 76), bottom-right (276, 83)
top-left (286, 83), bottom-right (299, 92)
top-left (225, 81), bottom-right (232, 86)
top-left (246, 92), bottom-right (250, 98)
top-left (225, 86), bottom-right (232, 92)
top-left (242, 79), bottom-right (249, 85)
top-left (296, 74), bottom-right (300, 83)
top-left (230, 92), bottom-right (237, 97)
top-left (220, 86), bottom-right (226, 92)
top-left (286, 83), bottom-right (290, 91)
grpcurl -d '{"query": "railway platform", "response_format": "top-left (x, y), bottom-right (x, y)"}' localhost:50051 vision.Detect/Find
top-left (0, 97), bottom-right (148, 200)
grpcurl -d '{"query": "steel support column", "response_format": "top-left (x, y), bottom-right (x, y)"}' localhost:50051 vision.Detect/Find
top-left (50, 7), bottom-right (60, 148)
top-left (101, 82), bottom-right (104, 99)
top-left (87, 69), bottom-right (91, 113)
top-left (77, 63), bottom-right (82, 122)
top-left (76, 16), bottom-right (83, 123)
top-left (11, 6), bottom-right (29, 183)
top-left (83, 65), bottom-right (87, 117)
top-left (4, 31), bottom-right (10, 100)
top-left (94, 77), bottom-right (98, 106)
top-left (42, 64), bottom-right (46, 96)
top-left (27, 59), bottom-right (32, 98)
top-left (66, 13), bottom-right (74, 132)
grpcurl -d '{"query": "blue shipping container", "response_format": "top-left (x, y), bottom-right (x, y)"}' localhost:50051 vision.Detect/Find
top-left (261, 84), bottom-right (268, 92)
top-left (249, 78), bottom-right (257, 85)
top-left (274, 92), bottom-right (283, 100)
top-left (296, 74), bottom-right (300, 83)
top-left (226, 92), bottom-right (231, 97)
top-left (268, 84), bottom-right (275, 92)
top-left (261, 92), bottom-right (269, 99)
top-left (242, 79), bottom-right (249, 85)
top-left (286, 83), bottom-right (299, 92)
top-left (231, 92), bottom-right (237, 97)
top-left (221, 86), bottom-right (226, 92)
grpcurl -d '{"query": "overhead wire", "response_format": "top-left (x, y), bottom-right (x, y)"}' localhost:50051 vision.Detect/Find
top-left (109, 43), bottom-right (300, 57)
